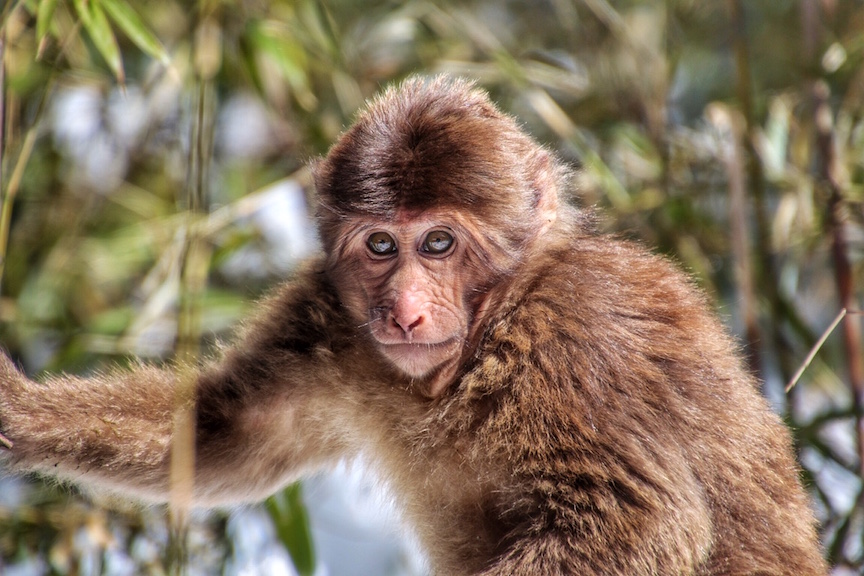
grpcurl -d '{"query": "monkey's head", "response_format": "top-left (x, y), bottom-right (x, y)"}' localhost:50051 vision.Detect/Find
top-left (314, 76), bottom-right (565, 395)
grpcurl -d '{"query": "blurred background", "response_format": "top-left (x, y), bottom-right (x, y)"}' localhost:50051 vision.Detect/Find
top-left (0, 0), bottom-right (862, 574)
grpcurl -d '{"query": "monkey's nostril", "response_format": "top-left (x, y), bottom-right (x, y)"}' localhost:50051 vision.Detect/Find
top-left (392, 314), bottom-right (424, 334)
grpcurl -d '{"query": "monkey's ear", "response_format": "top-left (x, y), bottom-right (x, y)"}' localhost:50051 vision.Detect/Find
top-left (531, 150), bottom-right (560, 237)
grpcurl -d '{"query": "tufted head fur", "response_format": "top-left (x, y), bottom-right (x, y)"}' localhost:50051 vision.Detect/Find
top-left (313, 76), bottom-right (565, 262)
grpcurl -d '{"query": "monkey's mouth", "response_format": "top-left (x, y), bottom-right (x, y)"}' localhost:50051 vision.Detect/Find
top-left (379, 338), bottom-right (456, 348)
top-left (379, 339), bottom-right (460, 358)
top-left (377, 338), bottom-right (462, 377)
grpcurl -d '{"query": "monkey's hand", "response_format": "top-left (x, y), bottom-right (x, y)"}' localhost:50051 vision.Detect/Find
top-left (0, 352), bottom-right (25, 450)
top-left (0, 354), bottom-right (17, 450)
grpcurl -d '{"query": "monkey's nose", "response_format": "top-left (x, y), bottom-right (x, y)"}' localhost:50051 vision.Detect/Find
top-left (391, 314), bottom-right (424, 335)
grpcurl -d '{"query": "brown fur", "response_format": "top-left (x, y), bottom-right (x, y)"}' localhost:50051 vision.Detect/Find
top-left (0, 76), bottom-right (827, 574)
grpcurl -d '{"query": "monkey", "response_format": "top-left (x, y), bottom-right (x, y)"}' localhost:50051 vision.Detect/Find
top-left (0, 75), bottom-right (827, 575)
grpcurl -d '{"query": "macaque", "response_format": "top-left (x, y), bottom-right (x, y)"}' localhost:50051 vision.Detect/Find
top-left (0, 76), bottom-right (827, 575)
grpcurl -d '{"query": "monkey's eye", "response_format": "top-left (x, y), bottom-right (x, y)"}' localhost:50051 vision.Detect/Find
top-left (367, 232), bottom-right (397, 255)
top-left (420, 230), bottom-right (454, 255)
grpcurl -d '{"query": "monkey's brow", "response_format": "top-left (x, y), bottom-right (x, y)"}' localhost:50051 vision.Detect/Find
top-left (343, 222), bottom-right (381, 240)
top-left (332, 222), bottom-right (377, 254)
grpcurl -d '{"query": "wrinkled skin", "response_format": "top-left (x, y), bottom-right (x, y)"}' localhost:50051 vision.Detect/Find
top-left (331, 208), bottom-right (523, 396)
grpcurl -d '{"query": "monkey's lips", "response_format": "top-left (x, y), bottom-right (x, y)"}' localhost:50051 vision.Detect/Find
top-left (377, 338), bottom-right (462, 378)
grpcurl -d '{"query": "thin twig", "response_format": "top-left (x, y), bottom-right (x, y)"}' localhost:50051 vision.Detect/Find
top-left (785, 308), bottom-right (849, 393)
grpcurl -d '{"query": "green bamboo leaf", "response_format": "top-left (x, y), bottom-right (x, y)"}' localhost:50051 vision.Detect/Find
top-left (100, 0), bottom-right (170, 65)
top-left (251, 22), bottom-right (309, 91)
top-left (72, 0), bottom-right (125, 83)
top-left (36, 0), bottom-right (60, 42)
top-left (266, 484), bottom-right (316, 576)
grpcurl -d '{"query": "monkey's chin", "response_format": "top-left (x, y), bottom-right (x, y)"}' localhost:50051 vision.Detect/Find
top-left (379, 339), bottom-right (461, 381)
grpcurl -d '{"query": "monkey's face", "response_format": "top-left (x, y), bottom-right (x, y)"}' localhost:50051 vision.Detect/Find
top-left (330, 208), bottom-right (492, 393)
top-left (313, 76), bottom-right (564, 395)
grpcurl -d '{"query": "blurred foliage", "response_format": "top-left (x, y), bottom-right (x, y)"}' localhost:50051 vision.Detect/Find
top-left (0, 0), bottom-right (863, 574)
top-left (265, 485), bottom-right (314, 576)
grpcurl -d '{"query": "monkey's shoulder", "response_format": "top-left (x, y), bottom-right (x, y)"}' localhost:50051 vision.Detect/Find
top-left (490, 234), bottom-right (722, 355)
top-left (245, 260), bottom-right (351, 346)
top-left (466, 233), bottom-right (752, 426)
top-left (455, 234), bottom-right (772, 486)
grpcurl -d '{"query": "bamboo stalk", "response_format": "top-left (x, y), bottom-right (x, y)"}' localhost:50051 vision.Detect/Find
top-left (709, 104), bottom-right (762, 378)
top-left (0, 47), bottom-right (52, 294)
top-left (812, 81), bottom-right (864, 482)
top-left (726, 0), bottom-right (794, 387)
top-left (0, 27), bottom-right (5, 293)
top-left (167, 14), bottom-right (219, 571)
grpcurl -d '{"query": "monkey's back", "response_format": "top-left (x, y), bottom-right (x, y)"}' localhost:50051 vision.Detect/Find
top-left (413, 228), bottom-right (826, 575)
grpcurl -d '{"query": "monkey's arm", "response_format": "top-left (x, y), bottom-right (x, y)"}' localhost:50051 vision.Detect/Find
top-left (0, 262), bottom-right (364, 505)
top-left (0, 355), bottom-right (178, 501)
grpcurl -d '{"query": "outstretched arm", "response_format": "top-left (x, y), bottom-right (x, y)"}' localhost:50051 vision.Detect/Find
top-left (0, 261), bottom-right (369, 506)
